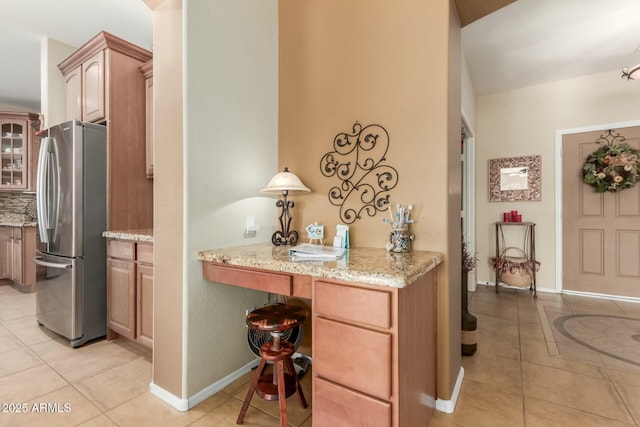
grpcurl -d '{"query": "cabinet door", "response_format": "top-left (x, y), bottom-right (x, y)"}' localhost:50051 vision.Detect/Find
top-left (0, 119), bottom-right (28, 189)
top-left (0, 228), bottom-right (9, 279)
top-left (82, 50), bottom-right (105, 123)
top-left (21, 227), bottom-right (37, 286)
top-left (107, 258), bottom-right (136, 339)
top-left (145, 76), bottom-right (153, 179)
top-left (64, 67), bottom-right (82, 121)
top-left (136, 264), bottom-right (153, 348)
top-left (27, 125), bottom-right (40, 192)
top-left (11, 236), bottom-right (22, 284)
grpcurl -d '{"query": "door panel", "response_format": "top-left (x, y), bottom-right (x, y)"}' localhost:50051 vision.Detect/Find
top-left (579, 229), bottom-right (604, 275)
top-left (617, 231), bottom-right (640, 277)
top-left (563, 126), bottom-right (640, 297)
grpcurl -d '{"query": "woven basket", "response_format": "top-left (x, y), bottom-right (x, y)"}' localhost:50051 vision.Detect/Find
top-left (496, 247), bottom-right (532, 288)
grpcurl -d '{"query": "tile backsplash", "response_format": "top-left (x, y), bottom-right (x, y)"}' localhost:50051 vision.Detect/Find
top-left (0, 192), bottom-right (36, 220)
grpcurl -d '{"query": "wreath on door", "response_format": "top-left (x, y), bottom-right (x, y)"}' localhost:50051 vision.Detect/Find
top-left (582, 137), bottom-right (640, 193)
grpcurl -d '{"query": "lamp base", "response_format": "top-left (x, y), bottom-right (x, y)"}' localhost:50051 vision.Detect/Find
top-left (272, 230), bottom-right (299, 246)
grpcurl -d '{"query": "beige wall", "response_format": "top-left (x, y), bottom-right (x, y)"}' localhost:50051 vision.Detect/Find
top-left (151, 0), bottom-right (184, 399)
top-left (151, 0), bottom-right (464, 405)
top-left (0, 103), bottom-right (32, 112)
top-left (279, 0), bottom-right (462, 401)
top-left (475, 70), bottom-right (640, 292)
top-left (182, 0), bottom-right (279, 397)
top-left (147, 0), bottom-right (280, 403)
top-left (40, 38), bottom-right (76, 128)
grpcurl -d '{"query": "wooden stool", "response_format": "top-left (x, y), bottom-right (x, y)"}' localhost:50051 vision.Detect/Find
top-left (236, 304), bottom-right (308, 426)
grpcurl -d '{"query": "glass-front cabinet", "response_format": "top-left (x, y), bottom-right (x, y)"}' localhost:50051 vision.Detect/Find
top-left (0, 112), bottom-right (40, 191)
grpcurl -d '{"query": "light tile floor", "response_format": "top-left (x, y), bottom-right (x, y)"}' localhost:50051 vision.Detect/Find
top-left (1, 281), bottom-right (639, 426)
top-left (432, 284), bottom-right (640, 427)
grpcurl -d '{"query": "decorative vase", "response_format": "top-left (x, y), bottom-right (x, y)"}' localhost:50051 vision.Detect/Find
top-left (461, 274), bottom-right (477, 356)
top-left (387, 227), bottom-right (412, 253)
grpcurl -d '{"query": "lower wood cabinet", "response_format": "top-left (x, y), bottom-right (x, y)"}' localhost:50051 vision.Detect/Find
top-left (312, 272), bottom-right (437, 427)
top-left (0, 226), bottom-right (37, 290)
top-left (106, 239), bottom-right (153, 350)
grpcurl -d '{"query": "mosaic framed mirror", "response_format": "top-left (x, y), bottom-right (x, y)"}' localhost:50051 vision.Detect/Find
top-left (489, 155), bottom-right (541, 201)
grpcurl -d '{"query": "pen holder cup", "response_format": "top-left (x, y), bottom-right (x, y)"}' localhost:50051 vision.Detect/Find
top-left (387, 227), bottom-right (412, 253)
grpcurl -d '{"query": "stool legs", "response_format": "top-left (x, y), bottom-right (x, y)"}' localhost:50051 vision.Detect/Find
top-left (287, 358), bottom-right (308, 408)
top-left (276, 359), bottom-right (287, 426)
top-left (236, 349), bottom-right (307, 426)
top-left (236, 357), bottom-right (267, 424)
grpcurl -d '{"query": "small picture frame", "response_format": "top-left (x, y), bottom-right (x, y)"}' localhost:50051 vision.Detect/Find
top-left (306, 223), bottom-right (324, 244)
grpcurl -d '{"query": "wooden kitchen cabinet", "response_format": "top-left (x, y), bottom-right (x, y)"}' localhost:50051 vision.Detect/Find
top-left (81, 50), bottom-right (106, 122)
top-left (63, 67), bottom-right (82, 122)
top-left (140, 59), bottom-right (153, 179)
top-left (9, 228), bottom-right (23, 284)
top-left (0, 112), bottom-right (39, 191)
top-left (106, 238), bottom-right (154, 350)
top-left (312, 273), bottom-right (437, 427)
top-left (0, 227), bottom-right (9, 278)
top-left (0, 226), bottom-right (37, 290)
top-left (59, 32), bottom-right (153, 230)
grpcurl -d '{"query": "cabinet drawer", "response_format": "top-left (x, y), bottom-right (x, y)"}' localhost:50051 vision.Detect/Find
top-left (313, 377), bottom-right (391, 427)
top-left (314, 281), bottom-right (391, 329)
top-left (137, 243), bottom-right (153, 264)
top-left (314, 317), bottom-right (391, 400)
top-left (203, 263), bottom-right (292, 296)
top-left (107, 240), bottom-right (135, 260)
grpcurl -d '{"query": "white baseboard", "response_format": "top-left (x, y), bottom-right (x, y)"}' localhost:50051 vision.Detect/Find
top-left (149, 358), bottom-right (259, 412)
top-left (477, 281), bottom-right (556, 294)
top-left (561, 289), bottom-right (640, 303)
top-left (435, 366), bottom-right (464, 413)
top-left (188, 358), bottom-right (260, 409)
top-left (149, 382), bottom-right (189, 412)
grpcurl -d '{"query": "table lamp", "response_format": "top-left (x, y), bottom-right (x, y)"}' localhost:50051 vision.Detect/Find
top-left (261, 167), bottom-right (310, 246)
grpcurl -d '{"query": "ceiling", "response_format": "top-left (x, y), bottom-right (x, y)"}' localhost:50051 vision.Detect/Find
top-left (0, 0), bottom-right (153, 111)
top-left (463, 0), bottom-right (640, 94)
top-left (1, 0), bottom-right (639, 112)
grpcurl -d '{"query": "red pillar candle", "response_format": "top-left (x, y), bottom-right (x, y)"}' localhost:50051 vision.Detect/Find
top-left (503, 212), bottom-right (511, 222)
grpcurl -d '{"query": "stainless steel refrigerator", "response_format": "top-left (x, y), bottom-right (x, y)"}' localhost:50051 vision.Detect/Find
top-left (34, 120), bottom-right (107, 347)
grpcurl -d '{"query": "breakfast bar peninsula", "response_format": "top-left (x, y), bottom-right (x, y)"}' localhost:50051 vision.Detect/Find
top-left (197, 243), bottom-right (443, 427)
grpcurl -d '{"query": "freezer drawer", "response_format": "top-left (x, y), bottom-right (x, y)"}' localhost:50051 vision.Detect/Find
top-left (34, 252), bottom-right (83, 341)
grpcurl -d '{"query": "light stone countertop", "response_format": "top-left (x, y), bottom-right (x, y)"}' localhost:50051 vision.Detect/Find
top-left (102, 229), bottom-right (154, 243)
top-left (197, 242), bottom-right (443, 289)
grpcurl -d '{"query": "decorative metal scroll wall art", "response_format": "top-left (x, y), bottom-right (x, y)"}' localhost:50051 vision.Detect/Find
top-left (489, 155), bottom-right (541, 202)
top-left (320, 122), bottom-right (399, 224)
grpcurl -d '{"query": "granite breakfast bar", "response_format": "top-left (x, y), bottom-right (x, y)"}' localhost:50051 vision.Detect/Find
top-left (197, 243), bottom-right (443, 427)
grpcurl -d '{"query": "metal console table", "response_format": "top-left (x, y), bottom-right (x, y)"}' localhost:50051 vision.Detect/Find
top-left (494, 221), bottom-right (537, 298)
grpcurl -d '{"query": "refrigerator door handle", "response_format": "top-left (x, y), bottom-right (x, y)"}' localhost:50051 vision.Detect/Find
top-left (36, 136), bottom-right (51, 242)
top-left (32, 256), bottom-right (72, 269)
top-left (36, 136), bottom-right (61, 244)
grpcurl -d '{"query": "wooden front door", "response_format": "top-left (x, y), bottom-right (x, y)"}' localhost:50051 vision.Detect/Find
top-left (562, 126), bottom-right (640, 297)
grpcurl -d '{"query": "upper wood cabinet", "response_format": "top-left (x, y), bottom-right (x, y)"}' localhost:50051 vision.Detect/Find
top-left (82, 50), bottom-right (106, 123)
top-left (140, 59), bottom-right (153, 179)
top-left (58, 32), bottom-right (154, 230)
top-left (0, 112), bottom-right (40, 191)
top-left (64, 68), bottom-right (82, 122)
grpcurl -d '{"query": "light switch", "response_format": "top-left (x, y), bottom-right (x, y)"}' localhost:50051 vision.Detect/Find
top-left (244, 216), bottom-right (257, 237)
